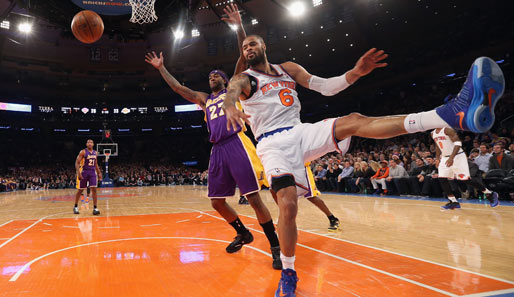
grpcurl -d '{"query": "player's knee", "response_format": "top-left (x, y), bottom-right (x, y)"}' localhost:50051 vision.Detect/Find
top-left (336, 112), bottom-right (366, 136)
top-left (210, 199), bottom-right (226, 210)
top-left (345, 112), bottom-right (365, 121)
top-left (246, 193), bottom-right (262, 207)
top-left (279, 199), bottom-right (297, 221)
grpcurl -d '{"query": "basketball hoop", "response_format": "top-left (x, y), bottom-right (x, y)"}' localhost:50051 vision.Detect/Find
top-left (104, 152), bottom-right (111, 163)
top-left (129, 0), bottom-right (158, 24)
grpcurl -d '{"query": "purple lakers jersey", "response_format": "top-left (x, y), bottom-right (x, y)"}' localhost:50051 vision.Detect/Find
top-left (82, 149), bottom-right (97, 171)
top-left (205, 89), bottom-right (243, 143)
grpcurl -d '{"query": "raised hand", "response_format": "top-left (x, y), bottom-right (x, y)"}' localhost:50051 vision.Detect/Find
top-left (225, 105), bottom-right (250, 132)
top-left (352, 48), bottom-right (388, 77)
top-left (145, 51), bottom-right (164, 69)
top-left (221, 3), bottom-right (242, 26)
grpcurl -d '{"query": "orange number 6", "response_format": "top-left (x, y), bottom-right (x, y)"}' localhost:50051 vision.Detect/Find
top-left (279, 89), bottom-right (294, 107)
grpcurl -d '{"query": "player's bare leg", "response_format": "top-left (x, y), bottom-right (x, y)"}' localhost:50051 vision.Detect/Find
top-left (91, 187), bottom-right (100, 215)
top-left (74, 189), bottom-right (83, 214)
top-left (247, 192), bottom-right (282, 269)
top-left (211, 198), bottom-right (254, 253)
top-left (246, 192), bottom-right (272, 224)
top-left (276, 186), bottom-right (298, 259)
top-left (307, 196), bottom-right (340, 230)
top-left (211, 198), bottom-right (238, 222)
top-left (334, 113), bottom-right (410, 140)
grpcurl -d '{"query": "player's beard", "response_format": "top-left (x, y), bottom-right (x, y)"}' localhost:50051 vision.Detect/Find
top-left (247, 50), bottom-right (265, 67)
top-left (210, 81), bottom-right (224, 93)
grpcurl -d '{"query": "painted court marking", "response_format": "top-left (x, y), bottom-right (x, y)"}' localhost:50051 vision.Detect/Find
top-left (461, 288), bottom-right (514, 297)
top-left (0, 212), bottom-right (68, 249)
top-left (0, 220), bottom-right (13, 228)
top-left (140, 224), bottom-right (161, 227)
top-left (9, 236), bottom-right (272, 282)
top-left (240, 212), bottom-right (514, 287)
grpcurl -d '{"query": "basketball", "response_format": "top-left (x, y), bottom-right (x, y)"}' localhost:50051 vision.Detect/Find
top-left (71, 10), bottom-right (104, 44)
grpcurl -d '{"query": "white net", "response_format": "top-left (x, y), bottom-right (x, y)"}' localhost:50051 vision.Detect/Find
top-left (129, 0), bottom-right (158, 24)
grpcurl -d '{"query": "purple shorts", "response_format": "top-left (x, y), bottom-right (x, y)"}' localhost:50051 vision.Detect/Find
top-left (208, 134), bottom-right (266, 198)
top-left (77, 170), bottom-right (98, 189)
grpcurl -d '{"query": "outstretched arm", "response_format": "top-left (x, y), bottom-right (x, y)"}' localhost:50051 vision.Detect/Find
top-left (222, 4), bottom-right (248, 75)
top-left (222, 73), bottom-right (252, 131)
top-left (145, 51), bottom-right (208, 109)
top-left (281, 48), bottom-right (388, 95)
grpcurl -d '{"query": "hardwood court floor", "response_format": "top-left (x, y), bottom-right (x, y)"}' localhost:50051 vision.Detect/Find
top-left (0, 186), bottom-right (513, 296)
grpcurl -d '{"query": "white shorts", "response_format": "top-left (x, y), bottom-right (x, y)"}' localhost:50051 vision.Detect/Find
top-left (256, 118), bottom-right (351, 197)
top-left (438, 153), bottom-right (470, 180)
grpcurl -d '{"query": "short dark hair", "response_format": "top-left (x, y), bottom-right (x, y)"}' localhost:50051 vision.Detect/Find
top-left (245, 34), bottom-right (264, 44)
top-left (480, 143), bottom-right (489, 148)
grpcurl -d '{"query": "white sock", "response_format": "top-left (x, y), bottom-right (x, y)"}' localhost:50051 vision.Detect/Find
top-left (448, 196), bottom-right (458, 203)
top-left (483, 188), bottom-right (492, 194)
top-left (280, 252), bottom-right (295, 270)
top-left (404, 110), bottom-right (450, 133)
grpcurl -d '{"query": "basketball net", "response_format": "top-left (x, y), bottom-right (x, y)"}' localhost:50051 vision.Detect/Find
top-left (129, 0), bottom-right (158, 24)
top-left (105, 152), bottom-right (111, 163)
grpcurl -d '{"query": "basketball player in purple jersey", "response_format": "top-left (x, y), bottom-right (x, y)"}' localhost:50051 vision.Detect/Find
top-left (223, 35), bottom-right (504, 296)
top-left (145, 4), bottom-right (282, 269)
top-left (74, 139), bottom-right (102, 215)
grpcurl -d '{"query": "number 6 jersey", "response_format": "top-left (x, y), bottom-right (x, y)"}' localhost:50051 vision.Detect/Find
top-left (241, 64), bottom-right (302, 140)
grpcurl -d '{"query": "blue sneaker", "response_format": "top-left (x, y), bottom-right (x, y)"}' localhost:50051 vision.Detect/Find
top-left (441, 202), bottom-right (461, 210)
top-left (436, 57), bottom-right (505, 133)
top-left (488, 192), bottom-right (500, 208)
top-left (275, 269), bottom-right (298, 297)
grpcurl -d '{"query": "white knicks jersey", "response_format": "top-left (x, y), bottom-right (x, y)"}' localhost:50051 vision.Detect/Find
top-left (432, 128), bottom-right (463, 157)
top-left (240, 64), bottom-right (302, 140)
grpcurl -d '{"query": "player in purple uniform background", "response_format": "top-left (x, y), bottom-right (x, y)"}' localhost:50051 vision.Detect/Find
top-left (145, 4), bottom-right (283, 269)
top-left (74, 139), bottom-right (102, 215)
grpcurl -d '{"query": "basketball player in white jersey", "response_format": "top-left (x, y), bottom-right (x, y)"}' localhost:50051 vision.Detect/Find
top-left (432, 127), bottom-right (499, 210)
top-left (222, 35), bottom-right (504, 296)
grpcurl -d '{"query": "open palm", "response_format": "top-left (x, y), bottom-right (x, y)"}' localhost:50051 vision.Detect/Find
top-left (353, 48), bottom-right (388, 77)
top-left (145, 51), bottom-right (163, 69)
top-left (222, 3), bottom-right (242, 26)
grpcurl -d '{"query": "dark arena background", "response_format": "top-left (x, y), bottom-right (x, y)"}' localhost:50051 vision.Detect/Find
top-left (0, 0), bottom-right (513, 296)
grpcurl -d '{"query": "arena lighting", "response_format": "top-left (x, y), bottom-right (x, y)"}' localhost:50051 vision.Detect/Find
top-left (173, 29), bottom-right (184, 39)
top-left (0, 20), bottom-right (9, 29)
top-left (141, 128), bottom-right (153, 131)
top-left (18, 22), bottom-right (32, 33)
top-left (230, 24), bottom-right (238, 31)
top-left (191, 29), bottom-right (200, 37)
top-left (118, 128), bottom-right (130, 132)
top-left (446, 73), bottom-right (456, 77)
top-left (312, 0), bottom-right (322, 7)
top-left (288, 2), bottom-right (306, 17)
top-left (251, 19), bottom-right (258, 25)
top-left (496, 59), bottom-right (504, 64)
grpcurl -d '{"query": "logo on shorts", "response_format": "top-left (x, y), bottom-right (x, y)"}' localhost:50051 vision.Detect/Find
top-left (409, 120), bottom-right (416, 125)
top-left (458, 174), bottom-right (465, 179)
top-left (274, 168), bottom-right (281, 174)
top-left (259, 171), bottom-right (264, 180)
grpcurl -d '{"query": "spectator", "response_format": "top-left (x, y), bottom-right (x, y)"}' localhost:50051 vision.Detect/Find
top-left (371, 160), bottom-right (389, 195)
top-left (489, 143), bottom-right (514, 171)
top-left (356, 161), bottom-right (375, 193)
top-left (337, 161), bottom-right (354, 192)
top-left (325, 163), bottom-right (341, 192)
top-left (474, 144), bottom-right (492, 173)
top-left (348, 162), bottom-right (362, 193)
top-left (419, 156), bottom-right (443, 197)
top-left (314, 165), bottom-right (328, 191)
top-left (385, 159), bottom-right (409, 195)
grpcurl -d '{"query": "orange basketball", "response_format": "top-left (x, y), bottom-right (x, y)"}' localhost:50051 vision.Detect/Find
top-left (71, 10), bottom-right (104, 44)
